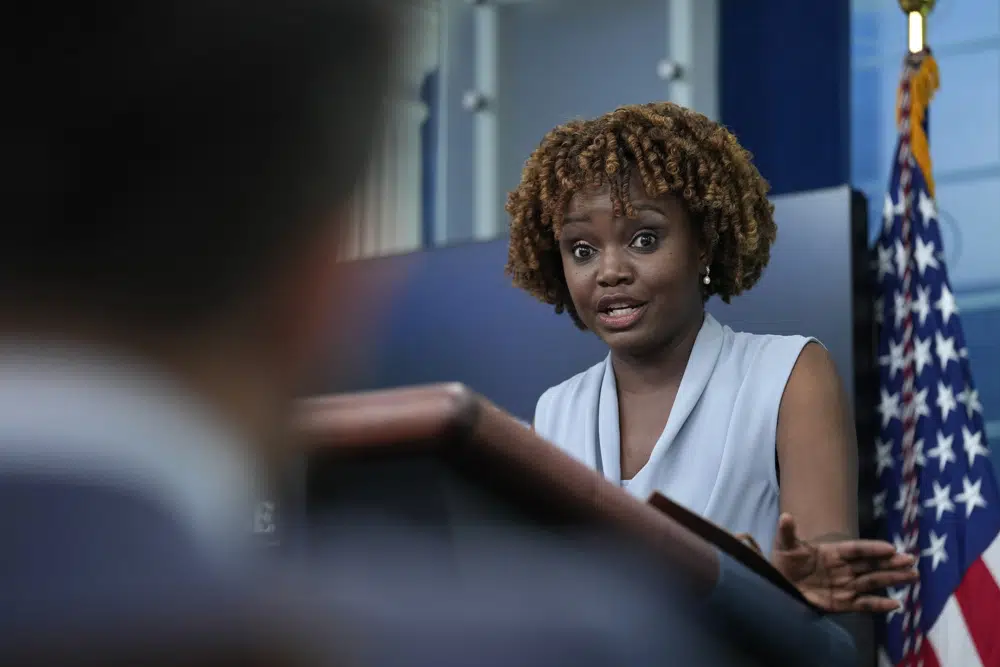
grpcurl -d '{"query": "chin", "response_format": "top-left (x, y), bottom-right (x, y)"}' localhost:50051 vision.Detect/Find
top-left (597, 327), bottom-right (658, 356)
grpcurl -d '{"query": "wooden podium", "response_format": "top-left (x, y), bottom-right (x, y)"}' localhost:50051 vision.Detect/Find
top-left (291, 383), bottom-right (856, 667)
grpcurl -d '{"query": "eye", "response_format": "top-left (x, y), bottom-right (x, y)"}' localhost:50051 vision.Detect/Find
top-left (630, 231), bottom-right (658, 251)
top-left (572, 243), bottom-right (595, 261)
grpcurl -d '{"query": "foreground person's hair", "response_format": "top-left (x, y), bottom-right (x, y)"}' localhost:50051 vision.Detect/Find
top-left (2, 0), bottom-right (394, 328)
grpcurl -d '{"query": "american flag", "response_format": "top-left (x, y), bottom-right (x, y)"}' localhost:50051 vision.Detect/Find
top-left (874, 49), bottom-right (1000, 667)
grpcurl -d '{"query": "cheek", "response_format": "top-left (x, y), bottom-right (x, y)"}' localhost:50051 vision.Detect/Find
top-left (560, 258), bottom-right (594, 313)
top-left (642, 251), bottom-right (699, 294)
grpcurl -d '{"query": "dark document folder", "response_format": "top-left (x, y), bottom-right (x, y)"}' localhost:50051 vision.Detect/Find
top-left (646, 491), bottom-right (819, 612)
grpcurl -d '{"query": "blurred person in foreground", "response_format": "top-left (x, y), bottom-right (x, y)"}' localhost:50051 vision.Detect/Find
top-left (0, 3), bottom-right (749, 666)
top-left (0, 0), bottom-right (392, 578)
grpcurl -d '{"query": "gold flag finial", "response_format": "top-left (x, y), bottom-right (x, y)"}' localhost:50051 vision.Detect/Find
top-left (899, 0), bottom-right (936, 53)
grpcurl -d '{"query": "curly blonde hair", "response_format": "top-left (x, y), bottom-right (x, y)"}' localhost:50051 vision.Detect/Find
top-left (505, 102), bottom-right (776, 328)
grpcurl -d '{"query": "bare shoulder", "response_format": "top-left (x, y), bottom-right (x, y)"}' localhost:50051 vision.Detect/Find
top-left (776, 340), bottom-right (858, 536)
top-left (777, 340), bottom-right (852, 458)
top-left (783, 341), bottom-right (843, 404)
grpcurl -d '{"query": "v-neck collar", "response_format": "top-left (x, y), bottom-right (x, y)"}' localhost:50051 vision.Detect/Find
top-left (596, 314), bottom-right (725, 495)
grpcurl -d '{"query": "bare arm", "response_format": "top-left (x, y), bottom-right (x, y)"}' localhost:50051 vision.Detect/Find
top-left (776, 342), bottom-right (859, 543)
top-left (771, 343), bottom-right (917, 614)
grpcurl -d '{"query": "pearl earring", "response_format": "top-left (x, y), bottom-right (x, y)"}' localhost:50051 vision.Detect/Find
top-left (702, 267), bottom-right (711, 286)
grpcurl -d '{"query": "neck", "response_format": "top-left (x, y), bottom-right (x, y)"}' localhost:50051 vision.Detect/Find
top-left (610, 310), bottom-right (705, 395)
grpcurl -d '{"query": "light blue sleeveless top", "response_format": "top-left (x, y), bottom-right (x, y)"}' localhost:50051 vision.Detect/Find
top-left (533, 314), bottom-right (817, 556)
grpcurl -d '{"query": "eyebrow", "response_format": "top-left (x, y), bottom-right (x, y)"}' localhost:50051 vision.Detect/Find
top-left (631, 201), bottom-right (667, 214)
top-left (561, 200), bottom-right (667, 225)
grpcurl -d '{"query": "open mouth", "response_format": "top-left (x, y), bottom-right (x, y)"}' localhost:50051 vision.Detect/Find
top-left (603, 304), bottom-right (643, 317)
top-left (596, 302), bottom-right (647, 330)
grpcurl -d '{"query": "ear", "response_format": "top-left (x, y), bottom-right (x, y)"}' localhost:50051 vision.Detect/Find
top-left (698, 246), bottom-right (714, 277)
top-left (259, 211), bottom-right (399, 393)
top-left (283, 220), bottom-right (348, 374)
top-left (696, 241), bottom-right (710, 271)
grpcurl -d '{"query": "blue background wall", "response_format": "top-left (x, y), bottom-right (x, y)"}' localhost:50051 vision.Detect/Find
top-left (720, 0), bottom-right (852, 196)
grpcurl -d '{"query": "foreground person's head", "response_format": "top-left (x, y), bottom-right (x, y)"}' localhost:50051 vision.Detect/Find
top-left (506, 102), bottom-right (776, 359)
top-left (3, 0), bottom-right (395, 449)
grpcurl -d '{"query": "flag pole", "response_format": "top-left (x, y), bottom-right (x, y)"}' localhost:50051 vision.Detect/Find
top-left (899, 0), bottom-right (935, 54)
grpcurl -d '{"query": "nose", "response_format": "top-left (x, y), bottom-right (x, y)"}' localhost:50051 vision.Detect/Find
top-left (596, 247), bottom-right (634, 287)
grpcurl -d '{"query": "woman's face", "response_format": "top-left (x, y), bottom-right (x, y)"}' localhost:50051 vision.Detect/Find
top-left (558, 177), bottom-right (704, 357)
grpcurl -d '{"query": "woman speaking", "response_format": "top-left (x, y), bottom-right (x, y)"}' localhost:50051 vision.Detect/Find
top-left (505, 102), bottom-right (916, 613)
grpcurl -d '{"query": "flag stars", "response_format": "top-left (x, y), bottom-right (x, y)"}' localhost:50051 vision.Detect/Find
top-left (880, 338), bottom-right (907, 380)
top-left (878, 389), bottom-right (902, 428)
top-left (873, 490), bottom-right (888, 518)
top-left (913, 438), bottom-right (927, 468)
top-left (888, 586), bottom-right (910, 622)
top-left (877, 243), bottom-right (895, 284)
top-left (922, 531), bottom-right (949, 571)
top-left (913, 388), bottom-right (931, 423)
top-left (876, 438), bottom-right (895, 476)
top-left (934, 332), bottom-right (958, 369)
top-left (912, 285), bottom-right (932, 326)
top-left (923, 481), bottom-right (954, 522)
top-left (954, 476), bottom-right (988, 518)
top-left (914, 236), bottom-right (940, 276)
top-left (936, 382), bottom-right (957, 422)
top-left (900, 439), bottom-right (926, 476)
top-left (935, 284), bottom-right (958, 325)
top-left (894, 240), bottom-right (908, 279)
top-left (883, 193), bottom-right (896, 232)
top-left (901, 532), bottom-right (919, 558)
top-left (913, 336), bottom-right (933, 377)
top-left (957, 387), bottom-right (983, 419)
top-left (894, 490), bottom-right (908, 514)
top-left (927, 431), bottom-right (955, 473)
top-left (894, 291), bottom-right (908, 328)
top-left (884, 189), bottom-right (905, 233)
top-left (962, 426), bottom-right (989, 467)
top-left (918, 189), bottom-right (937, 224)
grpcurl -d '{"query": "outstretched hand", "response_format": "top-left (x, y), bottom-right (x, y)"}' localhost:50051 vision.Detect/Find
top-left (770, 513), bottom-right (918, 614)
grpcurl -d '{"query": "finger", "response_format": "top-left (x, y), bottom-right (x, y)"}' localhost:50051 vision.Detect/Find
top-left (804, 588), bottom-right (857, 613)
top-left (852, 568), bottom-right (920, 592)
top-left (846, 554), bottom-right (915, 576)
top-left (811, 589), bottom-right (902, 614)
top-left (776, 513), bottom-right (798, 550)
top-left (833, 540), bottom-right (913, 562)
top-left (885, 552), bottom-right (919, 569)
top-left (851, 595), bottom-right (905, 614)
top-left (818, 560), bottom-right (872, 579)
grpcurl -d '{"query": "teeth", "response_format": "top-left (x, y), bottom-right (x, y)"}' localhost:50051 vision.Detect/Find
top-left (606, 306), bottom-right (639, 316)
